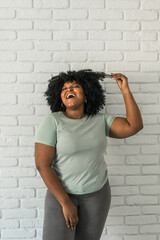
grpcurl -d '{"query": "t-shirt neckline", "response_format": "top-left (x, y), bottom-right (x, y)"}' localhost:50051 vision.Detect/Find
top-left (61, 111), bottom-right (87, 121)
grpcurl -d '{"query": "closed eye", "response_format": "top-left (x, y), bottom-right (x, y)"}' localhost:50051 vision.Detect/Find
top-left (61, 85), bottom-right (79, 91)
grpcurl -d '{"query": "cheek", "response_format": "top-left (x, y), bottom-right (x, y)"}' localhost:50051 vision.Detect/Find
top-left (60, 92), bottom-right (64, 99)
top-left (79, 90), bottom-right (85, 97)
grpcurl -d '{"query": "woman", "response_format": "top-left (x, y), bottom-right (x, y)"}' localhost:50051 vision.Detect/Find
top-left (35, 69), bottom-right (143, 240)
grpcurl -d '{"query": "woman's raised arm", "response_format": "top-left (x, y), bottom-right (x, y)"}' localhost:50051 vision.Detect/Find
top-left (109, 73), bottom-right (143, 139)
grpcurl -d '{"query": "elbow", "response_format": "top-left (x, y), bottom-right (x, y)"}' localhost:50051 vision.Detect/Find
top-left (140, 117), bottom-right (144, 130)
top-left (130, 123), bottom-right (143, 135)
top-left (135, 123), bottom-right (143, 133)
top-left (139, 121), bottom-right (144, 130)
top-left (134, 119), bottom-right (144, 131)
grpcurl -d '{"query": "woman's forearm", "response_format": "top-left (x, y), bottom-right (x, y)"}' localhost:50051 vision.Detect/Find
top-left (38, 166), bottom-right (71, 207)
top-left (122, 87), bottom-right (143, 129)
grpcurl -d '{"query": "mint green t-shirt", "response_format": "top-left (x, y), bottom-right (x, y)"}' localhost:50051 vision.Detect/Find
top-left (35, 111), bottom-right (116, 194)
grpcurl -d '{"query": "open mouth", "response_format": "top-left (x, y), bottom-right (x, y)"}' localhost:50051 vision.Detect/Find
top-left (68, 95), bottom-right (74, 99)
top-left (66, 93), bottom-right (76, 99)
top-left (67, 96), bottom-right (75, 100)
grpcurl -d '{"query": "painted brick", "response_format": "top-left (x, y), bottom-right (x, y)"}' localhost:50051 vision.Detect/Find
top-left (0, 9), bottom-right (16, 19)
top-left (108, 225), bottom-right (138, 234)
top-left (140, 224), bottom-right (160, 233)
top-left (70, 0), bottom-right (104, 8)
top-left (54, 31), bottom-right (87, 40)
top-left (0, 20), bottom-right (32, 29)
top-left (126, 195), bottom-right (158, 205)
top-left (0, 30), bottom-right (16, 39)
top-left (88, 51), bottom-right (123, 61)
top-left (1, 229), bottom-right (35, 238)
top-left (124, 31), bottom-right (157, 41)
top-left (2, 209), bottom-right (36, 219)
top-left (107, 21), bottom-right (140, 31)
top-left (17, 9), bottom-right (52, 19)
top-left (53, 9), bottom-right (87, 19)
top-left (107, 41), bottom-right (139, 50)
top-left (71, 20), bottom-right (105, 30)
top-left (18, 30), bottom-right (52, 40)
top-left (18, 51), bottom-right (52, 61)
top-left (54, 52), bottom-right (87, 62)
top-left (124, 235), bottom-right (156, 240)
top-left (34, 0), bottom-right (68, 8)
top-left (70, 41), bottom-right (104, 51)
top-left (125, 52), bottom-right (157, 61)
top-left (111, 186), bottom-right (139, 195)
top-left (142, 205), bottom-right (160, 214)
top-left (20, 218), bottom-right (43, 228)
top-left (89, 10), bottom-right (123, 20)
top-left (109, 206), bottom-right (141, 216)
top-left (0, 199), bottom-right (19, 209)
top-left (0, 178), bottom-right (18, 188)
top-left (141, 0), bottom-right (160, 9)
top-left (0, 220), bottom-right (19, 229)
top-left (0, 41), bottom-right (33, 50)
top-left (126, 176), bottom-right (158, 185)
top-left (106, 0), bottom-right (139, 9)
top-left (110, 196), bottom-right (124, 206)
top-left (0, 0), bottom-right (32, 8)
top-left (126, 155), bottom-right (159, 165)
top-left (0, 167), bottom-right (35, 177)
top-left (34, 20), bottom-right (69, 30)
top-left (140, 186), bottom-right (160, 195)
top-left (124, 10), bottom-right (158, 20)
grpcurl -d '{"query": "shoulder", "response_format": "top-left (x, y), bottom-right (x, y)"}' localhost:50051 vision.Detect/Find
top-left (95, 112), bottom-right (107, 120)
top-left (38, 112), bottom-right (59, 129)
top-left (48, 111), bottom-right (61, 125)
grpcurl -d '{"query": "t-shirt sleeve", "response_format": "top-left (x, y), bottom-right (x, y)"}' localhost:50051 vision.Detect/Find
top-left (103, 113), bottom-right (116, 137)
top-left (35, 114), bottom-right (57, 147)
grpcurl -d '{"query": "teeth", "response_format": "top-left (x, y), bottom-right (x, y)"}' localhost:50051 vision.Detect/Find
top-left (66, 93), bottom-right (76, 99)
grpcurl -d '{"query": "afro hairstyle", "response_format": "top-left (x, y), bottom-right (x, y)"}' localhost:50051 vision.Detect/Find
top-left (44, 69), bottom-right (108, 118)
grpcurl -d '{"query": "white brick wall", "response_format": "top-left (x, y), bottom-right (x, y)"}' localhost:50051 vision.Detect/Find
top-left (0, 0), bottom-right (159, 239)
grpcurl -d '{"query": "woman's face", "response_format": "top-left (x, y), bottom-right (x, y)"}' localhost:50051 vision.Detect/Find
top-left (60, 80), bottom-right (86, 110)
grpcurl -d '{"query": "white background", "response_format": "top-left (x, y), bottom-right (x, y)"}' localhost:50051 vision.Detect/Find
top-left (0, 0), bottom-right (160, 239)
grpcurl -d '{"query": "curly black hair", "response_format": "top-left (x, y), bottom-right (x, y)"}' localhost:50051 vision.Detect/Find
top-left (44, 69), bottom-right (108, 118)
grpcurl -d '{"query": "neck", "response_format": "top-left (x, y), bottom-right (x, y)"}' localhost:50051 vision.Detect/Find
top-left (63, 109), bottom-right (85, 119)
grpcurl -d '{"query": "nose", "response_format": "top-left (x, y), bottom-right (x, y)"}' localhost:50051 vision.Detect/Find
top-left (64, 87), bottom-right (75, 97)
top-left (67, 87), bottom-right (74, 91)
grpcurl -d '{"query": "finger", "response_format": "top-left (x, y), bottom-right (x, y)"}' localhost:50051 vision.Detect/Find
top-left (113, 74), bottom-right (123, 79)
top-left (72, 219), bottom-right (78, 229)
top-left (113, 76), bottom-right (121, 80)
top-left (116, 74), bottom-right (126, 78)
top-left (111, 73), bottom-right (121, 75)
top-left (70, 218), bottom-right (77, 230)
top-left (112, 73), bottom-right (123, 77)
top-left (69, 219), bottom-right (75, 230)
top-left (111, 73), bottom-right (120, 78)
top-left (65, 218), bottom-right (70, 228)
top-left (114, 74), bottom-right (123, 78)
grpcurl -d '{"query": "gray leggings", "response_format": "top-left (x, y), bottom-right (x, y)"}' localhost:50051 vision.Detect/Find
top-left (43, 179), bottom-right (111, 240)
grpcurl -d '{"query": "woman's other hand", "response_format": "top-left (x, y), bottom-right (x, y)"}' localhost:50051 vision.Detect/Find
top-left (111, 73), bottom-right (129, 93)
top-left (62, 200), bottom-right (79, 231)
